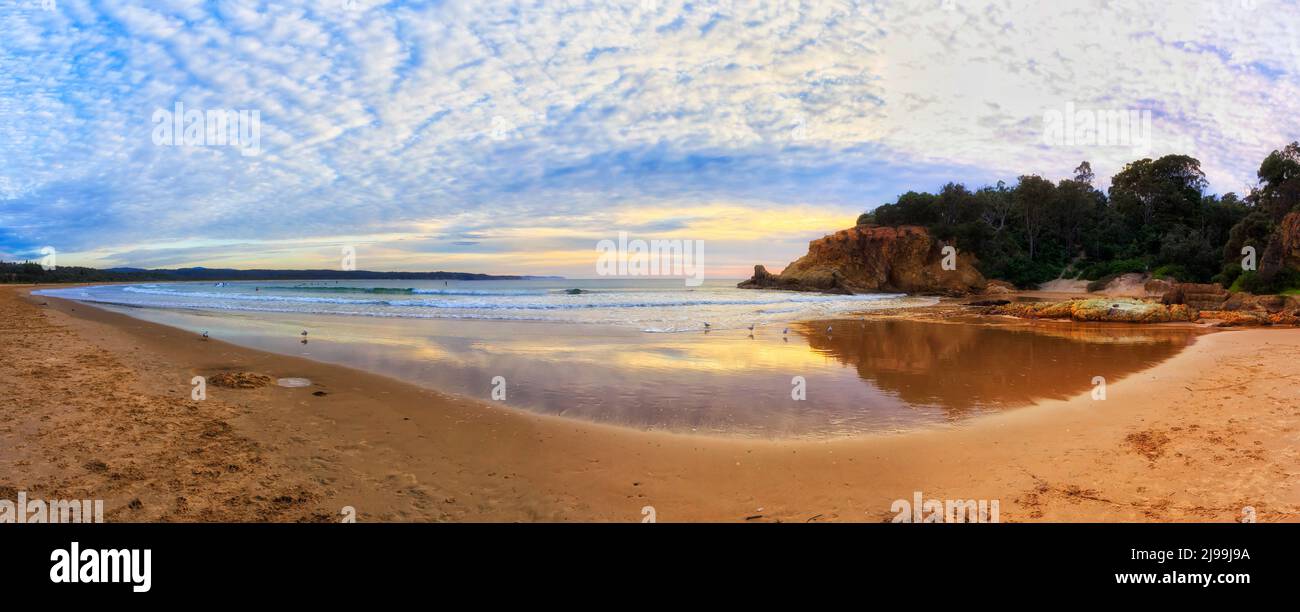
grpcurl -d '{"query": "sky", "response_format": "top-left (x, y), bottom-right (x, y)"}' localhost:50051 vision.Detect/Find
top-left (2, 0), bottom-right (1299, 278)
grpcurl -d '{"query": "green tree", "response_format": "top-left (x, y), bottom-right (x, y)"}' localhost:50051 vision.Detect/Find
top-left (1254, 142), bottom-right (1300, 221)
top-left (1013, 175), bottom-right (1057, 261)
top-left (1054, 163), bottom-right (1104, 260)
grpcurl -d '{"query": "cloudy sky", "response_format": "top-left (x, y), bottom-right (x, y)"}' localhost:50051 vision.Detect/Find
top-left (2, 0), bottom-right (1299, 277)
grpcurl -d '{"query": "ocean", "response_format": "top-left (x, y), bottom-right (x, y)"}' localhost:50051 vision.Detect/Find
top-left (33, 278), bottom-right (932, 333)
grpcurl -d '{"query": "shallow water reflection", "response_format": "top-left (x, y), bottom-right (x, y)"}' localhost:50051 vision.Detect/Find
top-left (799, 319), bottom-right (1197, 417)
top-left (94, 305), bottom-right (1198, 438)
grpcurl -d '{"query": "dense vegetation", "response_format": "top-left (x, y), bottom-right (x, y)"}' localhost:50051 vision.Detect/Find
top-left (860, 143), bottom-right (1300, 292)
top-left (0, 262), bottom-right (176, 284)
top-left (0, 263), bottom-right (547, 284)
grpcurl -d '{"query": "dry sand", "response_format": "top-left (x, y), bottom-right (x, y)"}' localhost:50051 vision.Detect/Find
top-left (2, 285), bottom-right (1298, 522)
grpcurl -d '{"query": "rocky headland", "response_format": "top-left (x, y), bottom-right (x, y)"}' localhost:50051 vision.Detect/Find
top-left (738, 224), bottom-right (986, 296)
top-left (742, 223), bottom-right (1300, 326)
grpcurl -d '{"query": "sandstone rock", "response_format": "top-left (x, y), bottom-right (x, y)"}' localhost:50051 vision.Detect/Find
top-left (991, 298), bottom-right (1193, 323)
top-left (748, 264), bottom-right (778, 284)
top-left (1161, 282), bottom-right (1229, 310)
top-left (1254, 294), bottom-right (1288, 313)
top-left (1280, 211), bottom-right (1300, 271)
top-left (1215, 291), bottom-right (1291, 313)
top-left (738, 264), bottom-right (853, 294)
top-left (1194, 304), bottom-right (1299, 326)
top-left (1143, 278), bottom-right (1175, 296)
top-left (1269, 311), bottom-right (1300, 325)
top-left (1196, 310), bottom-right (1267, 326)
top-left (738, 225), bottom-right (986, 295)
top-left (983, 279), bottom-right (1016, 295)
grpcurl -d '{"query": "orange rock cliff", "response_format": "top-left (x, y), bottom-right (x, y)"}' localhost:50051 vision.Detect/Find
top-left (738, 224), bottom-right (987, 296)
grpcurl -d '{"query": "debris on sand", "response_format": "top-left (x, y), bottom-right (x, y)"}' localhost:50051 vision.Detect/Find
top-left (1125, 430), bottom-right (1171, 461)
top-left (208, 371), bottom-right (273, 389)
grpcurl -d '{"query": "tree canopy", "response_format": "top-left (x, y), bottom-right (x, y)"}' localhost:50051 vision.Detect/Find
top-left (861, 148), bottom-right (1300, 290)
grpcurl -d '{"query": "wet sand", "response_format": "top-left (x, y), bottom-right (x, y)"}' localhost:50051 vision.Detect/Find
top-left (3, 285), bottom-right (1299, 522)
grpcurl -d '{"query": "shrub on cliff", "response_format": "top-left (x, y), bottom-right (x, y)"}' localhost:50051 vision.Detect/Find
top-left (1232, 269), bottom-right (1300, 295)
top-left (1151, 264), bottom-right (1190, 282)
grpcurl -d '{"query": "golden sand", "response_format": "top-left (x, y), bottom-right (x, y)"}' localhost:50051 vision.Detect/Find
top-left (3, 285), bottom-right (1299, 522)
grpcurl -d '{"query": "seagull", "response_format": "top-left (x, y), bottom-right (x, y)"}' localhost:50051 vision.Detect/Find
top-left (747, 324), bottom-right (755, 331)
top-left (826, 325), bottom-right (833, 334)
top-left (703, 322), bottom-right (711, 329)
top-left (301, 330), bottom-right (309, 337)
top-left (201, 330), bottom-right (209, 341)
top-left (782, 328), bottom-right (789, 335)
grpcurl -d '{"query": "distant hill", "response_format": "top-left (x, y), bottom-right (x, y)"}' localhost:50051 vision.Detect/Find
top-left (0, 261), bottom-right (561, 284)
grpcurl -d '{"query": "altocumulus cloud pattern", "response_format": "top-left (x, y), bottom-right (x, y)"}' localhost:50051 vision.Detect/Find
top-left (2, 0), bottom-right (1299, 275)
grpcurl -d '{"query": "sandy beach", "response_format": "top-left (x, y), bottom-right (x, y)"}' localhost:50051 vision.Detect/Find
top-left (3, 284), bottom-right (1298, 522)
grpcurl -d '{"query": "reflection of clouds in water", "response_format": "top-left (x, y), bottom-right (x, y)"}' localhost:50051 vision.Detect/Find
top-left (797, 319), bottom-right (1197, 416)
top-left (76, 303), bottom-right (1197, 438)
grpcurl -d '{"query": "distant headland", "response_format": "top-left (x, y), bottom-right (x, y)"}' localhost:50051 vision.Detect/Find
top-left (0, 262), bottom-right (561, 284)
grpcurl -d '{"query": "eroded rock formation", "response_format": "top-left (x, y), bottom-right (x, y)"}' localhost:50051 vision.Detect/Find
top-left (989, 298), bottom-right (1194, 323)
top-left (1161, 283), bottom-right (1230, 310)
top-left (738, 224), bottom-right (986, 295)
